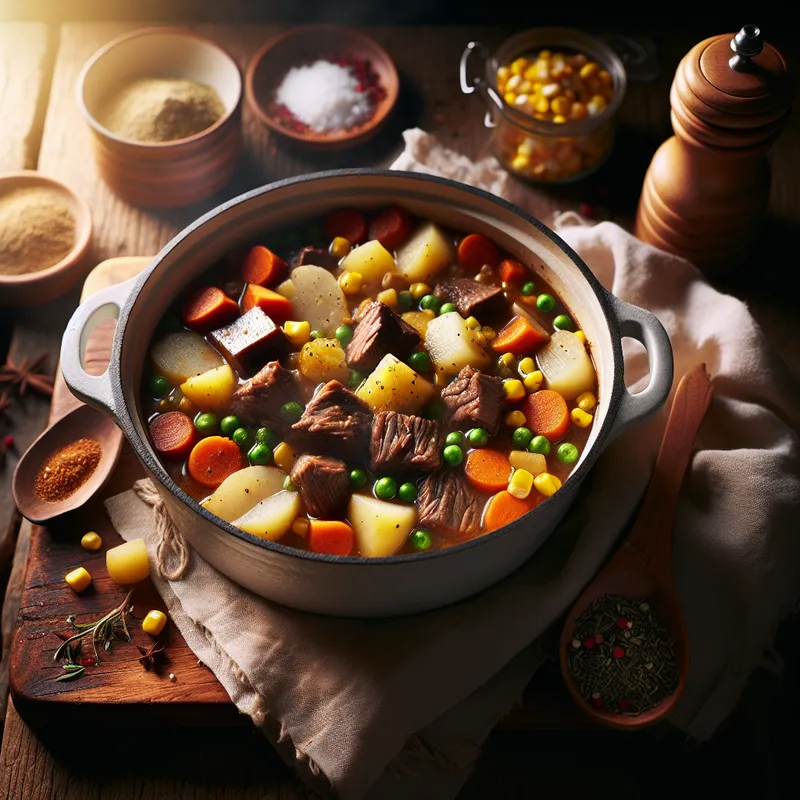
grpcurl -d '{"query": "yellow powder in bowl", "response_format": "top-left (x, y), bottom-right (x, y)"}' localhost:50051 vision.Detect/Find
top-left (0, 187), bottom-right (77, 276)
top-left (98, 77), bottom-right (226, 143)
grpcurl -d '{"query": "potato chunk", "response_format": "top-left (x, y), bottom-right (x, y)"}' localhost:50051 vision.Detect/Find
top-left (231, 490), bottom-right (301, 541)
top-left (356, 353), bottom-right (434, 414)
top-left (395, 222), bottom-right (454, 283)
top-left (340, 239), bottom-right (396, 288)
top-left (425, 311), bottom-right (491, 378)
top-left (151, 331), bottom-right (224, 385)
top-left (200, 466), bottom-right (285, 522)
top-left (297, 338), bottom-right (350, 384)
top-left (536, 330), bottom-right (596, 400)
top-left (349, 494), bottom-right (417, 557)
top-left (290, 265), bottom-right (349, 336)
top-left (180, 364), bottom-right (237, 413)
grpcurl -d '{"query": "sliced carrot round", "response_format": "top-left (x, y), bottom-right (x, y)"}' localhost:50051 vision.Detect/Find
top-left (308, 520), bottom-right (354, 556)
top-left (523, 390), bottom-right (570, 441)
top-left (149, 412), bottom-right (195, 459)
top-left (241, 246), bottom-right (288, 288)
top-left (465, 448), bottom-right (513, 493)
top-left (483, 490), bottom-right (543, 532)
top-left (187, 436), bottom-right (243, 489)
top-left (457, 233), bottom-right (500, 271)
top-left (182, 286), bottom-right (239, 331)
top-left (369, 206), bottom-right (413, 250)
top-left (324, 210), bottom-right (367, 244)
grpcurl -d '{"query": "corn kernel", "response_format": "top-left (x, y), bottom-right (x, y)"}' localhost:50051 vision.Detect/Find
top-left (518, 139), bottom-right (535, 156)
top-left (541, 83), bottom-right (561, 98)
top-left (106, 539), bottom-right (150, 585)
top-left (508, 468), bottom-right (534, 499)
top-left (338, 271), bottom-right (363, 295)
top-left (571, 407), bottom-right (594, 428)
top-left (282, 320), bottom-right (311, 347)
top-left (523, 370), bottom-right (544, 392)
top-left (518, 357), bottom-right (536, 376)
top-left (599, 69), bottom-right (612, 85)
top-left (551, 96), bottom-right (571, 116)
top-left (291, 517), bottom-right (309, 538)
top-left (576, 391), bottom-right (597, 412)
top-left (511, 154), bottom-right (530, 171)
top-left (534, 472), bottom-right (562, 497)
top-left (499, 352), bottom-right (516, 369)
top-left (408, 282), bottom-right (428, 300)
top-left (273, 442), bottom-right (296, 472)
top-left (570, 102), bottom-right (587, 121)
top-left (504, 91), bottom-right (517, 106)
top-left (506, 74), bottom-right (522, 91)
top-left (503, 379), bottom-right (526, 402)
top-left (523, 65), bottom-right (538, 81)
top-left (513, 94), bottom-right (529, 107)
top-left (142, 610), bottom-right (168, 636)
top-left (517, 80), bottom-right (533, 95)
top-left (579, 62), bottom-right (599, 81)
top-left (481, 326), bottom-right (496, 341)
top-left (533, 96), bottom-right (550, 114)
top-left (81, 531), bottom-right (102, 551)
top-left (510, 58), bottom-right (528, 76)
top-left (65, 567), bottom-right (92, 593)
top-left (377, 288), bottom-right (398, 307)
top-left (464, 316), bottom-right (480, 329)
top-left (574, 329), bottom-right (587, 344)
top-left (505, 409), bottom-right (527, 427)
top-left (178, 396), bottom-right (196, 415)
top-left (497, 66), bottom-right (510, 82)
top-left (539, 49), bottom-right (552, 60)
top-left (509, 450), bottom-right (547, 476)
top-left (329, 237), bottom-right (351, 259)
top-left (553, 115), bottom-right (568, 124)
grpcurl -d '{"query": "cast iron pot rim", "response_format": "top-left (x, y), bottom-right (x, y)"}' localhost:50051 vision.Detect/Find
top-left (112, 169), bottom-right (625, 566)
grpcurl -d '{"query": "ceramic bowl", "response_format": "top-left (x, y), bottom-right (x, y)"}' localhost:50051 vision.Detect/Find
top-left (0, 171), bottom-right (92, 306)
top-left (246, 25), bottom-right (399, 148)
top-left (76, 27), bottom-right (243, 208)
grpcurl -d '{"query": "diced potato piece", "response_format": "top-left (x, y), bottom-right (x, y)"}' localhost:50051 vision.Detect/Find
top-left (536, 330), bottom-right (596, 400)
top-left (180, 364), bottom-right (237, 413)
top-left (297, 338), bottom-right (350, 383)
top-left (340, 239), bottom-right (396, 288)
top-left (401, 309), bottom-right (436, 337)
top-left (396, 222), bottom-right (454, 283)
top-left (200, 466), bottom-right (286, 522)
top-left (106, 539), bottom-right (150, 585)
top-left (290, 265), bottom-right (349, 336)
top-left (348, 494), bottom-right (417, 558)
top-left (509, 450), bottom-right (547, 476)
top-left (275, 279), bottom-right (296, 299)
top-left (356, 353), bottom-right (434, 414)
top-left (151, 331), bottom-right (224, 384)
top-left (232, 490), bottom-right (302, 541)
top-left (425, 311), bottom-right (491, 378)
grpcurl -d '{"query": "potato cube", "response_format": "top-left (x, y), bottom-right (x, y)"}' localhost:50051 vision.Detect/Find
top-left (395, 222), bottom-right (454, 283)
top-left (106, 539), bottom-right (151, 585)
top-left (356, 353), bottom-right (434, 414)
top-left (180, 364), bottom-right (237, 414)
top-left (341, 239), bottom-right (396, 288)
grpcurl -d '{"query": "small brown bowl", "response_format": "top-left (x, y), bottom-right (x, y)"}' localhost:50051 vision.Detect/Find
top-left (77, 27), bottom-right (243, 208)
top-left (0, 171), bottom-right (92, 306)
top-left (246, 25), bottom-right (399, 149)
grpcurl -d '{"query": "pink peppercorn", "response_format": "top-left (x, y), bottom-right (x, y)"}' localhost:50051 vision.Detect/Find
top-left (592, 696), bottom-right (603, 708)
top-left (583, 637), bottom-right (595, 650)
top-left (594, 634), bottom-right (604, 645)
top-left (78, 656), bottom-right (96, 667)
top-left (579, 202), bottom-right (594, 218)
top-left (619, 699), bottom-right (631, 711)
top-left (616, 617), bottom-right (628, 629)
top-left (3, 436), bottom-right (13, 447)
top-left (613, 646), bottom-right (625, 659)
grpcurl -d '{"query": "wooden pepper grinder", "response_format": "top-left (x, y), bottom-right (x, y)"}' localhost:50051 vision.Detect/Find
top-left (635, 25), bottom-right (792, 275)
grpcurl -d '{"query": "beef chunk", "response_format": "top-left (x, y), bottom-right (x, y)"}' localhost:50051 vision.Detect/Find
top-left (434, 278), bottom-right (504, 319)
top-left (290, 454), bottom-right (350, 519)
top-left (418, 470), bottom-right (481, 537)
top-left (346, 301), bottom-right (420, 371)
top-left (441, 366), bottom-right (504, 435)
top-left (209, 307), bottom-right (285, 376)
top-left (228, 361), bottom-right (300, 433)
top-left (370, 411), bottom-right (441, 474)
top-left (293, 245), bottom-right (340, 270)
top-left (291, 380), bottom-right (371, 460)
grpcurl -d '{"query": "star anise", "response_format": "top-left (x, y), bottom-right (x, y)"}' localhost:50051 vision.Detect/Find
top-left (0, 391), bottom-right (13, 420)
top-left (136, 641), bottom-right (166, 671)
top-left (0, 353), bottom-right (54, 397)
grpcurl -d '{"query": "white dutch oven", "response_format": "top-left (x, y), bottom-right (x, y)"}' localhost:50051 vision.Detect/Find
top-left (61, 171), bottom-right (673, 617)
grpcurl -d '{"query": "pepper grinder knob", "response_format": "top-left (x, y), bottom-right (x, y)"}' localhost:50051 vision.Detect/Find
top-left (729, 24), bottom-right (763, 71)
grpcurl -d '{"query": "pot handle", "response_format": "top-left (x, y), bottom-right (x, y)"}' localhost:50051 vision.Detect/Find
top-left (460, 41), bottom-right (503, 129)
top-left (606, 296), bottom-right (674, 441)
top-left (60, 276), bottom-right (139, 418)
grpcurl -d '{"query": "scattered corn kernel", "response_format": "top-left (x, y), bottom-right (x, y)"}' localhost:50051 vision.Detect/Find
top-left (523, 65), bottom-right (538, 82)
top-left (499, 352), bottom-right (516, 369)
top-left (518, 80), bottom-right (532, 95)
top-left (291, 517), bottom-right (309, 538)
top-left (574, 329), bottom-right (587, 344)
top-left (338, 271), bottom-right (363, 295)
top-left (523, 370), bottom-right (544, 393)
top-left (533, 472), bottom-right (562, 497)
top-left (330, 237), bottom-right (351, 259)
top-left (511, 155), bottom-right (529, 171)
top-left (106, 539), bottom-right (150, 585)
top-left (510, 58), bottom-right (527, 76)
top-left (504, 92), bottom-right (517, 106)
top-left (541, 83), bottom-right (560, 98)
top-left (571, 407), bottom-right (594, 428)
top-left (576, 391), bottom-right (597, 412)
top-left (464, 316), bottom-right (480, 330)
top-left (517, 357), bottom-right (536, 376)
top-left (142, 609), bottom-right (168, 636)
top-left (377, 288), bottom-right (398, 307)
top-left (275, 279), bottom-right (295, 299)
top-left (410, 282), bottom-right (431, 300)
top-left (81, 531), bottom-right (102, 551)
top-left (481, 326), bottom-right (496, 341)
top-left (273, 442), bottom-right (296, 472)
top-left (509, 450), bottom-right (547, 476)
top-left (65, 567), bottom-right (92, 593)
top-left (505, 410), bottom-right (527, 427)
top-left (503, 379), bottom-right (526, 402)
top-left (508, 468), bottom-right (534, 499)
top-left (178, 396), bottom-right (196, 415)
top-left (533, 96), bottom-right (550, 114)
top-left (580, 61), bottom-right (599, 80)
top-left (282, 320), bottom-right (311, 347)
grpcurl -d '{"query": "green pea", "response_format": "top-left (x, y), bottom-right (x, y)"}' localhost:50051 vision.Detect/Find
top-left (335, 324), bottom-right (354, 346)
top-left (557, 442), bottom-right (580, 465)
top-left (445, 431), bottom-right (465, 447)
top-left (536, 293), bottom-right (556, 312)
top-left (397, 290), bottom-right (414, 312)
top-left (422, 399), bottom-right (444, 421)
top-left (281, 401), bottom-right (304, 422)
top-left (248, 443), bottom-right (273, 466)
top-left (283, 476), bottom-right (298, 492)
top-left (350, 468), bottom-right (368, 489)
top-left (256, 427), bottom-right (278, 447)
top-left (553, 314), bottom-right (574, 331)
top-left (419, 294), bottom-right (441, 313)
top-left (521, 281), bottom-right (536, 297)
top-left (398, 482), bottom-right (418, 503)
top-left (232, 427), bottom-right (253, 449)
top-left (439, 302), bottom-right (457, 315)
top-left (374, 476), bottom-right (397, 500)
top-left (512, 427), bottom-right (533, 449)
top-left (408, 351), bottom-right (431, 373)
top-left (194, 412), bottom-right (218, 436)
top-left (348, 370), bottom-right (365, 390)
top-left (220, 415), bottom-right (242, 437)
top-left (310, 329), bottom-right (324, 340)
top-left (443, 444), bottom-right (464, 467)
top-left (466, 428), bottom-right (490, 448)
top-left (528, 435), bottom-right (551, 455)
top-left (149, 374), bottom-right (171, 398)
top-left (411, 530), bottom-right (432, 551)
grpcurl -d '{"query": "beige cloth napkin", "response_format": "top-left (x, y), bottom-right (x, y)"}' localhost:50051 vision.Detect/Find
top-left (105, 129), bottom-right (800, 799)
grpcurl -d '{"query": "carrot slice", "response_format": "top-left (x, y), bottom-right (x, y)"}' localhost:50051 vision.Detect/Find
top-left (324, 210), bottom-right (367, 244)
top-left (308, 520), bottom-right (354, 556)
top-left (498, 258), bottom-right (527, 284)
top-left (241, 284), bottom-right (294, 322)
top-left (182, 287), bottom-right (239, 331)
top-left (241, 246), bottom-right (288, 288)
top-left (483, 490), bottom-right (543, 532)
top-left (368, 206), bottom-right (413, 250)
top-left (457, 233), bottom-right (500, 271)
top-left (523, 390), bottom-right (570, 441)
top-left (149, 412), bottom-right (195, 459)
top-left (187, 436), bottom-right (243, 489)
top-left (465, 449), bottom-right (513, 493)
top-left (491, 315), bottom-right (550, 356)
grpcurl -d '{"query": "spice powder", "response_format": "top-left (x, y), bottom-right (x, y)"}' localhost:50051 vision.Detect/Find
top-left (34, 437), bottom-right (102, 503)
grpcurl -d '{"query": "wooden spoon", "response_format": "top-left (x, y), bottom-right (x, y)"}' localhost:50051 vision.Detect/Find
top-left (12, 404), bottom-right (123, 524)
top-left (559, 362), bottom-right (714, 729)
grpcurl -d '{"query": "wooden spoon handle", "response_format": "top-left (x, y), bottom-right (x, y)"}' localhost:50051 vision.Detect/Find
top-left (625, 363), bottom-right (714, 570)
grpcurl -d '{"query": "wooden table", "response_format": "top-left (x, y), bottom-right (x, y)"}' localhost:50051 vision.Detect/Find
top-left (0, 21), bottom-right (798, 799)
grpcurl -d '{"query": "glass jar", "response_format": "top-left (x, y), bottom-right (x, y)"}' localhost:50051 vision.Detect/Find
top-left (460, 28), bottom-right (627, 184)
